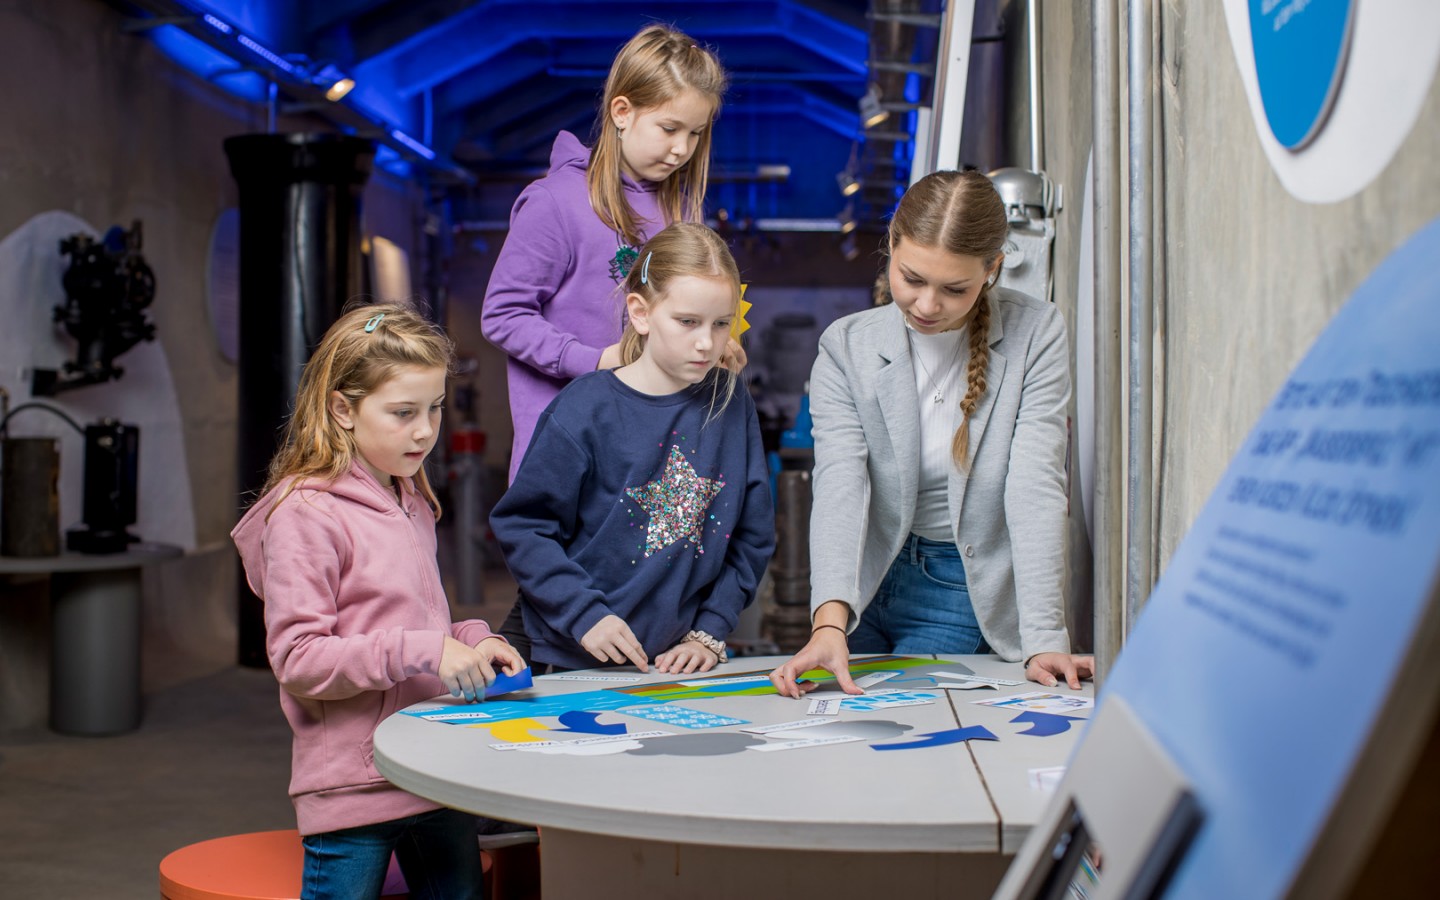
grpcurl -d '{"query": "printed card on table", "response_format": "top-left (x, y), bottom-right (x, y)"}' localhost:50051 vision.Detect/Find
top-left (617, 704), bottom-right (748, 729)
top-left (971, 691), bottom-right (1094, 712)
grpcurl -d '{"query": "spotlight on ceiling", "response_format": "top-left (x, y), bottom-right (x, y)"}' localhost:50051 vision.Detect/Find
top-left (838, 204), bottom-right (858, 235)
top-left (837, 171), bottom-right (861, 197)
top-left (324, 77), bottom-right (355, 102)
top-left (860, 86), bottom-right (890, 129)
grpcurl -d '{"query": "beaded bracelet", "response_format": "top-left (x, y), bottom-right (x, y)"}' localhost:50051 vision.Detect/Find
top-left (684, 629), bottom-right (728, 663)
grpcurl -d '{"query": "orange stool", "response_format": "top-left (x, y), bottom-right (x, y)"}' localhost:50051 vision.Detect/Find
top-left (158, 829), bottom-right (493, 899)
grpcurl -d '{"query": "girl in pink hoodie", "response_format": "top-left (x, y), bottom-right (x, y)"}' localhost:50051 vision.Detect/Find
top-left (232, 303), bottom-right (523, 900)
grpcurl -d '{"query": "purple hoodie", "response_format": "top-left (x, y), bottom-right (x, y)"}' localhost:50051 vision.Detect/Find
top-left (481, 130), bottom-right (663, 482)
top-left (231, 462), bottom-right (499, 836)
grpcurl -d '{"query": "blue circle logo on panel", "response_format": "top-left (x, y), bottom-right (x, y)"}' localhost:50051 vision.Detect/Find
top-left (1248, 0), bottom-right (1357, 150)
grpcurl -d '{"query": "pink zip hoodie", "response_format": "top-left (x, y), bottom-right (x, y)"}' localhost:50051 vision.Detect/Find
top-left (231, 461), bottom-right (499, 836)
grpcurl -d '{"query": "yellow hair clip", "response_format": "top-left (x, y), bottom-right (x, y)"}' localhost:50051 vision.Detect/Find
top-left (730, 283), bottom-right (752, 339)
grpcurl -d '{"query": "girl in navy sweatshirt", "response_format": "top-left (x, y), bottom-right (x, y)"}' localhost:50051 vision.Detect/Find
top-left (491, 223), bottom-right (775, 674)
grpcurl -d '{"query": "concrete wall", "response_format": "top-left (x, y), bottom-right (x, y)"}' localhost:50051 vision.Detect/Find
top-left (1036, 1), bottom-right (1440, 594)
top-left (0, 0), bottom-right (424, 730)
top-left (1151, 0), bottom-right (1440, 565)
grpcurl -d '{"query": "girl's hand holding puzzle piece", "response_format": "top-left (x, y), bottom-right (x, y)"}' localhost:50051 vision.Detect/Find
top-left (440, 635), bottom-right (526, 702)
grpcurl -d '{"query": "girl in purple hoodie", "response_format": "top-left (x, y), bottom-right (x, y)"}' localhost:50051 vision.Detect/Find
top-left (232, 304), bottom-right (523, 900)
top-left (482, 24), bottom-right (737, 484)
top-left (481, 24), bottom-right (742, 662)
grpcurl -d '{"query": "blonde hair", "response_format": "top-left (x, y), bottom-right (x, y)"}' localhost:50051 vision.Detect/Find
top-left (261, 302), bottom-right (455, 519)
top-left (882, 170), bottom-right (1009, 470)
top-left (587, 24), bottom-right (728, 249)
top-left (619, 222), bottom-right (741, 413)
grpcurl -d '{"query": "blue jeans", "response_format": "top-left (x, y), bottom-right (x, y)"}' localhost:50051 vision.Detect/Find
top-left (300, 807), bottom-right (484, 900)
top-left (849, 534), bottom-right (993, 655)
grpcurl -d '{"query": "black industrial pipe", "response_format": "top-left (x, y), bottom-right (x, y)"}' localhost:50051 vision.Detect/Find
top-left (224, 132), bottom-right (375, 668)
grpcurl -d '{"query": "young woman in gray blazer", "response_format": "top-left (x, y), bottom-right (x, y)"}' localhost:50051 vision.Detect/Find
top-left (769, 170), bottom-right (1094, 697)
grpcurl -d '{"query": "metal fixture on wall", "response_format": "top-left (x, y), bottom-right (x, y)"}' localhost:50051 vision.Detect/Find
top-left (988, 166), bottom-right (1062, 304)
top-left (0, 404), bottom-right (144, 555)
top-left (31, 223), bottom-right (156, 398)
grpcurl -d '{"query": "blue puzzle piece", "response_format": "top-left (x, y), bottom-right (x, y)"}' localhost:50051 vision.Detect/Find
top-left (486, 667), bottom-right (533, 699)
top-left (1010, 710), bottom-right (1087, 737)
top-left (555, 710), bottom-right (628, 735)
top-left (871, 725), bottom-right (999, 750)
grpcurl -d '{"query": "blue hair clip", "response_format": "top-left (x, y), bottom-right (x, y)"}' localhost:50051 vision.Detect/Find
top-left (364, 313), bottom-right (385, 333)
top-left (640, 251), bottom-right (653, 285)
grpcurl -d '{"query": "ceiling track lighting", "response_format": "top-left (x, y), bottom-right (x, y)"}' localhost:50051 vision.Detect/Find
top-left (117, 0), bottom-right (463, 178)
top-left (859, 85), bottom-right (890, 129)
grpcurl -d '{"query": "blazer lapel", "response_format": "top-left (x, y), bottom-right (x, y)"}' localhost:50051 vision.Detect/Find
top-left (876, 308), bottom-right (919, 516)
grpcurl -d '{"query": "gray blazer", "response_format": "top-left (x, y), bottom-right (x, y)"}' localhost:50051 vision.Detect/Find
top-left (808, 288), bottom-right (1072, 662)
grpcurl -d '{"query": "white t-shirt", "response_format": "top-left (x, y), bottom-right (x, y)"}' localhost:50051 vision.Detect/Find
top-left (907, 324), bottom-right (970, 539)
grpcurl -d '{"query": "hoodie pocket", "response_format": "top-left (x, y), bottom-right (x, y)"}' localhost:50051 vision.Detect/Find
top-left (360, 688), bottom-right (402, 781)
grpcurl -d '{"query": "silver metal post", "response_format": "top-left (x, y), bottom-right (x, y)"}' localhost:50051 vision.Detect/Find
top-left (1027, 0), bottom-right (1044, 171)
top-left (1092, 0), bottom-right (1124, 684)
top-left (1125, 0), bottom-right (1156, 638)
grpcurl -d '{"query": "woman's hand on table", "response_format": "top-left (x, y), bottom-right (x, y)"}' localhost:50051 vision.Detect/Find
top-left (768, 625), bottom-right (860, 699)
top-left (654, 639), bottom-right (718, 675)
top-left (580, 614), bottom-right (650, 672)
top-left (1025, 652), bottom-right (1095, 690)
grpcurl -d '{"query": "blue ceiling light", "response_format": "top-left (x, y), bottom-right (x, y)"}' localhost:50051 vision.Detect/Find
top-left (116, 0), bottom-right (876, 220)
top-left (389, 130), bottom-right (435, 161)
top-left (148, 25), bottom-right (268, 102)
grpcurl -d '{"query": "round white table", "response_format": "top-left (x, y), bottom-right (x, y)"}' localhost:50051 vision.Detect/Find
top-left (374, 654), bottom-right (1092, 899)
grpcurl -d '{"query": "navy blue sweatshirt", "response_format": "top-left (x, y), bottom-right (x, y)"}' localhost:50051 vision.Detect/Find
top-left (490, 370), bottom-right (775, 669)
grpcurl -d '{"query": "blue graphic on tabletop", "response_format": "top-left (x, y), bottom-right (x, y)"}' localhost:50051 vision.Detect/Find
top-left (1248, 0), bottom-right (1355, 149)
top-left (555, 710), bottom-right (628, 735)
top-left (402, 690), bottom-right (657, 724)
top-left (871, 725), bottom-right (998, 751)
top-left (1011, 710), bottom-right (1087, 737)
top-left (486, 667), bottom-right (533, 699)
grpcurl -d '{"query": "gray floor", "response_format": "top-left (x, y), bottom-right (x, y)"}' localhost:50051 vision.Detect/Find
top-left (0, 569), bottom-right (519, 900)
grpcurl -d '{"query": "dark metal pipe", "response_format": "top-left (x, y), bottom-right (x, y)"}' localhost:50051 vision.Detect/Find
top-left (223, 132), bottom-right (375, 667)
